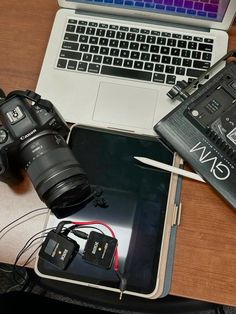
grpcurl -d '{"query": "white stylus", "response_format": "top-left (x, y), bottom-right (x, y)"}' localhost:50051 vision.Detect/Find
top-left (134, 156), bottom-right (205, 183)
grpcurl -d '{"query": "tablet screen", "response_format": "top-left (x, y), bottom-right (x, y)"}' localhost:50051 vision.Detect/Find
top-left (36, 125), bottom-right (175, 296)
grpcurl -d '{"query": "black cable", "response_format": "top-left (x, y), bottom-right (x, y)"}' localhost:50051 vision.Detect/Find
top-left (62, 224), bottom-right (105, 237)
top-left (12, 234), bottom-right (48, 287)
top-left (11, 227), bottom-right (56, 289)
top-left (14, 242), bottom-right (45, 291)
top-left (0, 207), bottom-right (48, 235)
top-left (16, 227), bottom-right (55, 261)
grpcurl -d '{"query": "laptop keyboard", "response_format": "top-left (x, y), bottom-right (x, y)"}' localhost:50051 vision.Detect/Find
top-left (56, 18), bottom-right (214, 86)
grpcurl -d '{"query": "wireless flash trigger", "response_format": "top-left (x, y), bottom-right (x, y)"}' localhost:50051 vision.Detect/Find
top-left (39, 230), bottom-right (79, 270)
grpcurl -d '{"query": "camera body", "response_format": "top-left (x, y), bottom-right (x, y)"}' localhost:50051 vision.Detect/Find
top-left (0, 90), bottom-right (91, 216)
top-left (0, 90), bottom-right (69, 181)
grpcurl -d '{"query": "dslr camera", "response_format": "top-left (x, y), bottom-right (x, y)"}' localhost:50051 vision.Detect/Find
top-left (0, 89), bottom-right (91, 215)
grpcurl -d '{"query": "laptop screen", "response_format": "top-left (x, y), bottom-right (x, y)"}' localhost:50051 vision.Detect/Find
top-left (68, 0), bottom-right (231, 22)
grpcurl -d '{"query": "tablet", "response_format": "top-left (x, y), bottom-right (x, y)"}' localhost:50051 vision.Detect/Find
top-left (35, 125), bottom-right (182, 299)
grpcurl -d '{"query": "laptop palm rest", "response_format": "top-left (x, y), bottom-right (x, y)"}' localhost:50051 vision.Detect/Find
top-left (93, 82), bottom-right (158, 129)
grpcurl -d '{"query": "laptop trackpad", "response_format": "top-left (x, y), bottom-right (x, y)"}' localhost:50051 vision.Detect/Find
top-left (93, 82), bottom-right (158, 129)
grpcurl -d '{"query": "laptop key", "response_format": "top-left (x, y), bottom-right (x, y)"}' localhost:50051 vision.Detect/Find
top-left (89, 22), bottom-right (98, 27)
top-left (110, 39), bottom-right (119, 47)
top-left (130, 51), bottom-right (140, 59)
top-left (192, 51), bottom-right (201, 59)
top-left (88, 63), bottom-right (100, 73)
top-left (76, 26), bottom-right (86, 34)
top-left (106, 30), bottom-right (116, 38)
top-left (93, 55), bottom-right (102, 63)
top-left (103, 56), bottom-right (113, 64)
top-left (167, 38), bottom-right (176, 46)
top-left (153, 73), bottom-right (165, 83)
top-left (166, 75), bottom-right (176, 85)
top-left (99, 23), bottom-right (108, 28)
top-left (186, 68), bottom-right (205, 78)
top-left (82, 53), bottom-right (92, 62)
top-left (126, 33), bottom-right (136, 40)
top-left (101, 65), bottom-right (152, 81)
top-left (134, 61), bottom-right (143, 69)
top-left (178, 40), bottom-right (187, 48)
top-left (151, 54), bottom-right (160, 62)
top-left (172, 57), bottom-right (181, 65)
top-left (113, 58), bottom-right (123, 66)
top-left (162, 56), bottom-right (171, 64)
top-left (144, 62), bottom-right (154, 71)
top-left (202, 52), bottom-right (212, 61)
top-left (79, 44), bottom-right (89, 52)
top-left (130, 42), bottom-right (139, 50)
top-left (119, 41), bottom-right (129, 49)
top-left (79, 35), bottom-right (89, 43)
top-left (124, 59), bottom-right (133, 67)
top-left (198, 43), bottom-right (213, 52)
top-left (116, 32), bottom-right (126, 39)
top-left (193, 60), bottom-right (211, 69)
top-left (155, 64), bottom-right (164, 72)
top-left (62, 41), bottom-right (79, 50)
top-left (165, 66), bottom-right (175, 74)
top-left (89, 36), bottom-right (99, 44)
top-left (77, 62), bottom-right (88, 71)
top-left (66, 24), bottom-right (76, 32)
top-left (60, 50), bottom-right (82, 60)
top-left (96, 28), bottom-right (106, 36)
top-left (147, 36), bottom-right (156, 44)
top-left (57, 59), bottom-right (67, 68)
top-left (68, 19), bottom-right (77, 24)
top-left (176, 67), bottom-right (186, 75)
top-left (89, 45), bottom-right (99, 54)
top-left (64, 33), bottom-right (78, 41)
top-left (67, 60), bottom-right (77, 70)
top-left (78, 20), bottom-right (87, 25)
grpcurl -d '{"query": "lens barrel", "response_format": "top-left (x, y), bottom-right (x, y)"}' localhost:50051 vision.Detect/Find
top-left (19, 130), bottom-right (91, 210)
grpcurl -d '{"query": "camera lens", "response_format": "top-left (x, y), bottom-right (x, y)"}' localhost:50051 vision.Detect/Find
top-left (19, 130), bottom-right (91, 212)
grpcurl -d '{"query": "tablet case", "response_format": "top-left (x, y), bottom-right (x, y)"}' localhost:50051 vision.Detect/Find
top-left (35, 127), bottom-right (183, 299)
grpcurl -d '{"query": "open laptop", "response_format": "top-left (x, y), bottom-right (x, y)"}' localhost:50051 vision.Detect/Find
top-left (35, 0), bottom-right (235, 136)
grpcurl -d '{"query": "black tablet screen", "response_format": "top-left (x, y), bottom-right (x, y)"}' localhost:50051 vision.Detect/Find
top-left (37, 126), bottom-right (174, 295)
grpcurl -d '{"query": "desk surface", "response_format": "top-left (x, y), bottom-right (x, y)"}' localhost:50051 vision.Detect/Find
top-left (0, 0), bottom-right (235, 306)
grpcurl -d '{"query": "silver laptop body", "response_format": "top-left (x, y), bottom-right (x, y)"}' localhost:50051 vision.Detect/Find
top-left (36, 0), bottom-right (236, 136)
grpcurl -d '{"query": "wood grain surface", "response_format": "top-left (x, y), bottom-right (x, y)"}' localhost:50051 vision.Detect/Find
top-left (0, 0), bottom-right (235, 306)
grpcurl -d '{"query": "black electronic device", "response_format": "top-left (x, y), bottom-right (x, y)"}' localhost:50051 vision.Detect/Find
top-left (0, 89), bottom-right (91, 216)
top-left (39, 230), bottom-right (79, 270)
top-left (83, 231), bottom-right (118, 269)
top-left (154, 52), bottom-right (236, 210)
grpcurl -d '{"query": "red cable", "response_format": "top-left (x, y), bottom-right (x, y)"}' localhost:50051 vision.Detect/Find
top-left (71, 220), bottom-right (119, 272)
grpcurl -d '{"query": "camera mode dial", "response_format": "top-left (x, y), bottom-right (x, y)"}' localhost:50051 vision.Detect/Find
top-left (0, 129), bottom-right (8, 144)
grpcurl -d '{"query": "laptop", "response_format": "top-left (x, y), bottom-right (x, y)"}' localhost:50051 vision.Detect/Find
top-left (35, 0), bottom-right (235, 136)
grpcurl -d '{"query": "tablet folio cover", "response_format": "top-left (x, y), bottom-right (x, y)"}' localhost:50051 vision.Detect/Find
top-left (35, 128), bottom-right (183, 299)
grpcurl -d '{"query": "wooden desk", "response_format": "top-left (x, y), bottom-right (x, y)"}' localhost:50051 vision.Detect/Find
top-left (0, 0), bottom-right (235, 306)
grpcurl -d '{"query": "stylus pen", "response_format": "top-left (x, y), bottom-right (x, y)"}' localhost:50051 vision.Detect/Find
top-left (134, 156), bottom-right (205, 183)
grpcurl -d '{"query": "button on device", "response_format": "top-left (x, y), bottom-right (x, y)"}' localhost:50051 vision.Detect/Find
top-left (6, 106), bottom-right (25, 124)
top-left (230, 81), bottom-right (236, 91)
top-left (0, 129), bottom-right (8, 144)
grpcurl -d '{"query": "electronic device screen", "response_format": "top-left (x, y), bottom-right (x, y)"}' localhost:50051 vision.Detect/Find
top-left (67, 0), bottom-right (230, 22)
top-left (36, 125), bottom-right (176, 296)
